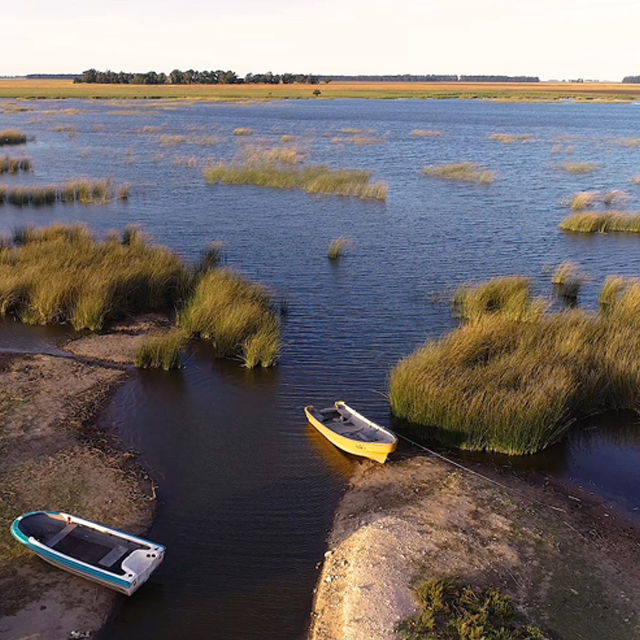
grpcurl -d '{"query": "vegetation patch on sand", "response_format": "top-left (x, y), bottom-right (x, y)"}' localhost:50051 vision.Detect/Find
top-left (310, 457), bottom-right (640, 640)
top-left (397, 577), bottom-right (542, 640)
top-left (203, 162), bottom-right (387, 200)
top-left (0, 130), bottom-right (27, 146)
top-left (389, 275), bottom-right (640, 454)
top-left (560, 210), bottom-right (640, 233)
top-left (421, 162), bottom-right (496, 184)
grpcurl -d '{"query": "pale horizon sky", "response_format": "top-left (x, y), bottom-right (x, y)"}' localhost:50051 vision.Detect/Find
top-left (3, 0), bottom-right (640, 81)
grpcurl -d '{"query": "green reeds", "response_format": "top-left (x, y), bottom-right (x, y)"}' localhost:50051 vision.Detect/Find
top-left (0, 157), bottom-right (32, 174)
top-left (0, 179), bottom-right (122, 206)
top-left (421, 162), bottom-right (496, 184)
top-left (0, 130), bottom-right (27, 146)
top-left (196, 240), bottom-right (225, 273)
top-left (560, 211), bottom-right (640, 233)
top-left (327, 237), bottom-right (351, 260)
top-left (452, 276), bottom-right (545, 323)
top-left (178, 268), bottom-right (280, 367)
top-left (0, 224), bottom-right (190, 331)
top-left (134, 328), bottom-right (187, 370)
top-left (203, 162), bottom-right (387, 200)
top-left (389, 277), bottom-right (640, 454)
top-left (559, 162), bottom-right (597, 173)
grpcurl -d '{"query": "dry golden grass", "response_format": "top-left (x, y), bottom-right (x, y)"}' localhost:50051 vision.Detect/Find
top-left (558, 162), bottom-right (598, 174)
top-left (489, 133), bottom-right (533, 144)
top-left (421, 162), bottom-right (496, 184)
top-left (410, 129), bottom-right (443, 137)
top-left (615, 137), bottom-right (640, 147)
top-left (560, 211), bottom-right (640, 233)
top-left (3, 79), bottom-right (640, 101)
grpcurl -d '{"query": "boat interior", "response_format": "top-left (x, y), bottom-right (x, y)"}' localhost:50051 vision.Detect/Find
top-left (18, 512), bottom-right (149, 575)
top-left (314, 406), bottom-right (395, 443)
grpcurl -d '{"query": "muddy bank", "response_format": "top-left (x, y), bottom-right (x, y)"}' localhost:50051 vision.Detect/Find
top-left (309, 455), bottom-right (640, 640)
top-left (0, 320), bottom-right (161, 640)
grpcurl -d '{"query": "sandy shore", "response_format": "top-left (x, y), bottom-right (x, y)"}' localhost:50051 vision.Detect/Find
top-left (0, 317), bottom-right (167, 640)
top-left (310, 455), bottom-right (640, 640)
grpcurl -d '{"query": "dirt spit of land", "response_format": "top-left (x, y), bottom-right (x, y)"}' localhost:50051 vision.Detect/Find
top-left (309, 455), bottom-right (640, 640)
top-left (0, 318), bottom-right (165, 640)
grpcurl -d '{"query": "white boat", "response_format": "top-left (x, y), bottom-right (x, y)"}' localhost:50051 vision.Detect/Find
top-left (11, 510), bottom-right (165, 595)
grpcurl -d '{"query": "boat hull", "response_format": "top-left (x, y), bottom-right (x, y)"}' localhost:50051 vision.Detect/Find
top-left (305, 405), bottom-right (397, 463)
top-left (11, 511), bottom-right (164, 596)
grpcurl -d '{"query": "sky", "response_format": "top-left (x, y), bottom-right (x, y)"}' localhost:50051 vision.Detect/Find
top-left (3, 0), bottom-right (640, 80)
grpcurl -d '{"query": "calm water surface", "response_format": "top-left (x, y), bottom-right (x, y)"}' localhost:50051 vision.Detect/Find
top-left (1, 98), bottom-right (640, 639)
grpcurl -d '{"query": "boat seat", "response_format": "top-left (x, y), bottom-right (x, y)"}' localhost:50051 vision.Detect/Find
top-left (98, 544), bottom-right (128, 568)
top-left (45, 523), bottom-right (78, 548)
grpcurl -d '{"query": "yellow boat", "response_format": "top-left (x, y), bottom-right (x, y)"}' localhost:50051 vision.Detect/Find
top-left (304, 401), bottom-right (397, 464)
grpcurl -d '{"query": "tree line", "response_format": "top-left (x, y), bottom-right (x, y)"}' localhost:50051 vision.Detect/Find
top-left (74, 69), bottom-right (319, 85)
top-left (324, 74), bottom-right (540, 82)
top-left (622, 76), bottom-right (640, 84)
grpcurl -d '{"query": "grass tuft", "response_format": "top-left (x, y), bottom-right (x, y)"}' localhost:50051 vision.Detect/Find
top-left (489, 133), bottom-right (533, 143)
top-left (0, 179), bottom-right (124, 206)
top-left (421, 162), bottom-right (496, 184)
top-left (0, 157), bottom-right (32, 174)
top-left (560, 211), bottom-right (640, 233)
top-left (134, 328), bottom-right (187, 370)
top-left (232, 128), bottom-right (253, 136)
top-left (0, 130), bottom-right (27, 146)
top-left (178, 268), bottom-right (280, 367)
top-left (410, 129), bottom-right (443, 137)
top-left (552, 261), bottom-right (585, 300)
top-left (327, 237), bottom-right (351, 260)
top-left (558, 162), bottom-right (597, 174)
top-left (203, 162), bottom-right (387, 200)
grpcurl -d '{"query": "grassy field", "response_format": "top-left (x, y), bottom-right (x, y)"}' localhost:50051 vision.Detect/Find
top-left (1, 79), bottom-right (640, 101)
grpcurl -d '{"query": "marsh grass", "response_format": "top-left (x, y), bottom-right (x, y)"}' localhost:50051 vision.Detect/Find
top-left (421, 162), bottom-right (496, 184)
top-left (203, 162), bottom-right (387, 200)
top-left (178, 268), bottom-right (280, 367)
top-left (233, 128), bottom-right (253, 136)
top-left (0, 224), bottom-right (190, 331)
top-left (0, 130), bottom-right (27, 146)
top-left (241, 146), bottom-right (305, 165)
top-left (396, 577), bottom-right (543, 640)
top-left (0, 157), bottom-right (32, 174)
top-left (558, 162), bottom-right (598, 174)
top-left (0, 179), bottom-right (123, 206)
top-left (159, 134), bottom-right (186, 147)
top-left (489, 133), bottom-right (533, 143)
top-left (197, 240), bottom-right (225, 273)
top-left (327, 237), bottom-right (351, 260)
top-left (552, 261), bottom-right (585, 300)
top-left (615, 138), bottom-right (640, 147)
top-left (330, 135), bottom-right (385, 145)
top-left (631, 175), bottom-right (640, 185)
top-left (390, 275), bottom-right (640, 454)
top-left (560, 211), bottom-right (640, 233)
top-left (452, 276), bottom-right (545, 323)
top-left (410, 129), bottom-right (443, 137)
top-left (134, 328), bottom-right (187, 370)
top-left (567, 191), bottom-right (599, 211)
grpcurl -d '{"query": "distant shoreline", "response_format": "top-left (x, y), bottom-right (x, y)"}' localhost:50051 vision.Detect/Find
top-left (1, 79), bottom-right (640, 101)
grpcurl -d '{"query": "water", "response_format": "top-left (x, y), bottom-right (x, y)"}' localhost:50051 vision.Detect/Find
top-left (1, 97), bottom-right (640, 638)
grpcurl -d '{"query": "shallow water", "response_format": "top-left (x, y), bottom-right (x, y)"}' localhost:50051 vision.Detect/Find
top-left (1, 97), bottom-right (640, 638)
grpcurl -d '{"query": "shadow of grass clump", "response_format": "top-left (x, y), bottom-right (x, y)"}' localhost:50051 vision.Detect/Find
top-left (389, 276), bottom-right (640, 454)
